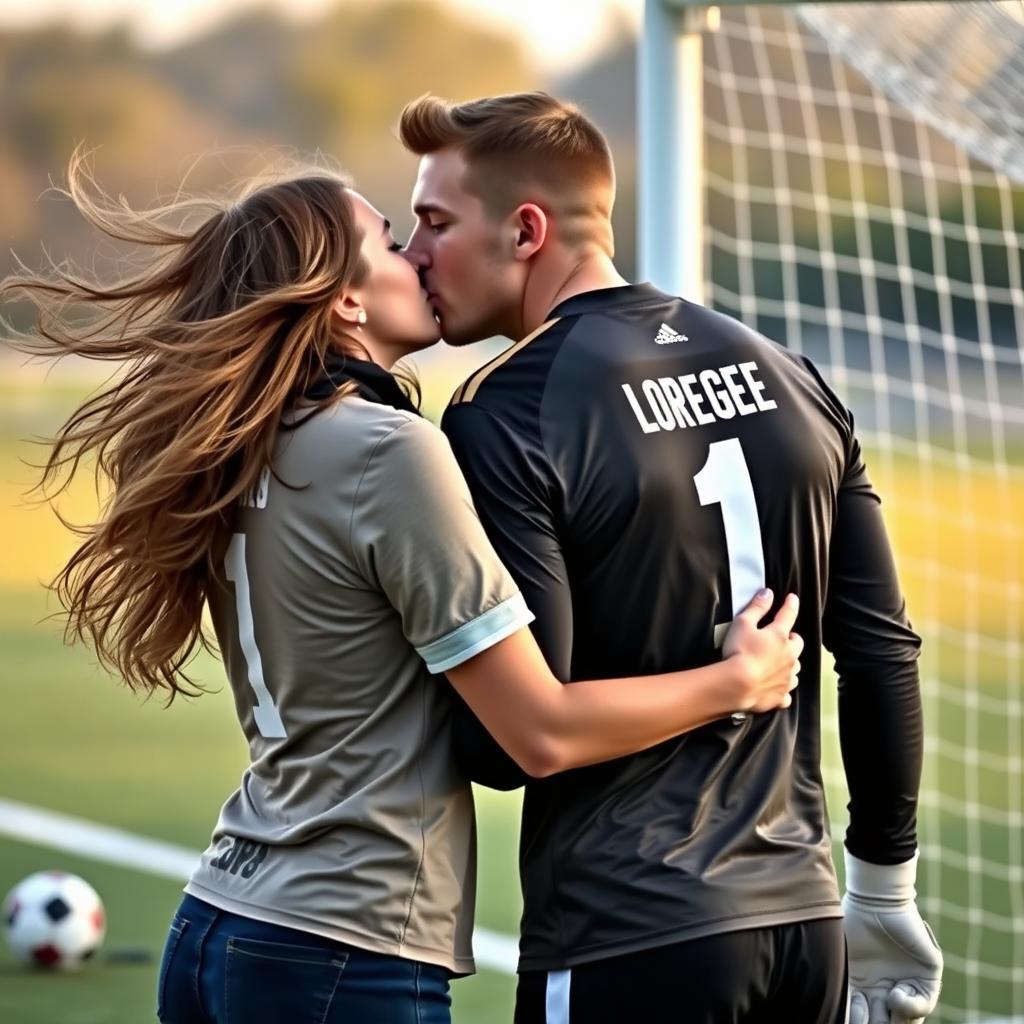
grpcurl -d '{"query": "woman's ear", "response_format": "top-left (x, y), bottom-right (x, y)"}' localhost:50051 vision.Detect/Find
top-left (332, 292), bottom-right (367, 327)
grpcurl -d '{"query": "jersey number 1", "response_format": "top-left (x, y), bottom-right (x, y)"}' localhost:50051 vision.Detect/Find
top-left (694, 438), bottom-right (766, 724)
top-left (225, 534), bottom-right (287, 739)
top-left (693, 437), bottom-right (767, 633)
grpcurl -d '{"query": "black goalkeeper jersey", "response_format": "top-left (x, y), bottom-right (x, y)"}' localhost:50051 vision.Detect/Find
top-left (441, 283), bottom-right (923, 972)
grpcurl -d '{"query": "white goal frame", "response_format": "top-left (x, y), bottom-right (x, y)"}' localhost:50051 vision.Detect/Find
top-left (637, 0), bottom-right (970, 300)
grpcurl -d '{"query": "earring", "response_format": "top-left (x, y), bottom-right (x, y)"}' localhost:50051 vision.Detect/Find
top-left (356, 310), bottom-right (367, 326)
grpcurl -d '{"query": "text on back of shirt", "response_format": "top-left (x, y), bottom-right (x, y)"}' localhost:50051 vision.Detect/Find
top-left (621, 360), bottom-right (777, 434)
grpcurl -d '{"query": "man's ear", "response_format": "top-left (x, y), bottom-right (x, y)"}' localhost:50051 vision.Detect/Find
top-left (511, 203), bottom-right (548, 262)
top-left (332, 291), bottom-right (366, 327)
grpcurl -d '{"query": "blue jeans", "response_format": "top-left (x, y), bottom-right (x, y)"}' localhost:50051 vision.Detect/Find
top-left (157, 894), bottom-right (452, 1024)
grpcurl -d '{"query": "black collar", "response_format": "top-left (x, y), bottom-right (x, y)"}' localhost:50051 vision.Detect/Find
top-left (306, 353), bottom-right (419, 415)
top-left (547, 282), bottom-right (669, 320)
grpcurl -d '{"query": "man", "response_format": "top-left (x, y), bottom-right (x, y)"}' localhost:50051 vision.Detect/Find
top-left (400, 92), bottom-right (942, 1024)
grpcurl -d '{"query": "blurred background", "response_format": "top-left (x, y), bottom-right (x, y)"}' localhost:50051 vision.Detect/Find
top-left (1, 1), bottom-right (1022, 1022)
top-left (0, 0), bottom-right (642, 327)
top-left (0, 3), bottom-right (636, 1020)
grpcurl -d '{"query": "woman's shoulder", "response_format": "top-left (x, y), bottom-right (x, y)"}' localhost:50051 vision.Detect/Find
top-left (289, 394), bottom-right (416, 442)
top-left (322, 401), bottom-right (469, 523)
top-left (283, 396), bottom-right (448, 471)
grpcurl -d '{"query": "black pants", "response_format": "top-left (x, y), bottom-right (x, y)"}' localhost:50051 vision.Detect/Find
top-left (515, 918), bottom-right (849, 1024)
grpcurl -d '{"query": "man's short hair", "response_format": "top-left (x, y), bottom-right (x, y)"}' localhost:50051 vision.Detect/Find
top-left (399, 92), bottom-right (615, 249)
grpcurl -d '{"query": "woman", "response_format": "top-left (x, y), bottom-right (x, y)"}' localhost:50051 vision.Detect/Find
top-left (2, 153), bottom-right (802, 1024)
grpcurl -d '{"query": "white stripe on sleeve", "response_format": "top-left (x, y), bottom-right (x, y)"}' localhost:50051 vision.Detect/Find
top-left (416, 592), bottom-right (534, 674)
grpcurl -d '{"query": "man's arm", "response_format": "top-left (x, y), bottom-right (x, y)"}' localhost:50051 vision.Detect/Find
top-left (823, 415), bottom-right (942, 1024)
top-left (441, 401), bottom-right (573, 790)
top-left (823, 428), bottom-right (922, 863)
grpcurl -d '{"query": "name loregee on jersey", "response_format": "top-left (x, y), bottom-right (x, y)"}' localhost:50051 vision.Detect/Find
top-left (621, 359), bottom-right (778, 433)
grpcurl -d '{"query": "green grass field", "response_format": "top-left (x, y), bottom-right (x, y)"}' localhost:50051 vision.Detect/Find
top-left (0, 583), bottom-right (523, 1023)
top-left (2, 378), bottom-right (1021, 1023)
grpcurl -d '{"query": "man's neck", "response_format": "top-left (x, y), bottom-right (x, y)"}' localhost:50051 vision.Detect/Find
top-left (519, 252), bottom-right (629, 338)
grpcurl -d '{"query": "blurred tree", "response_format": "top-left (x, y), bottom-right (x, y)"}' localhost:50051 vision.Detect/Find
top-left (289, 0), bottom-right (531, 141)
top-left (152, 8), bottom-right (304, 138)
top-left (282, 0), bottom-right (532, 230)
top-left (0, 0), bottom-right (535, 298)
top-left (0, 145), bottom-right (36, 246)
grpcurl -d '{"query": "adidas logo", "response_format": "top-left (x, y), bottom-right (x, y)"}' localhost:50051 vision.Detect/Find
top-left (654, 323), bottom-right (687, 345)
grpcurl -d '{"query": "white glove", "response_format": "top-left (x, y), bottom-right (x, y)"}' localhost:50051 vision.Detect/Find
top-left (843, 850), bottom-right (943, 1024)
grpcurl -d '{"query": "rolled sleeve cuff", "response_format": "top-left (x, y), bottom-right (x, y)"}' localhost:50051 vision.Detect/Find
top-left (417, 593), bottom-right (534, 674)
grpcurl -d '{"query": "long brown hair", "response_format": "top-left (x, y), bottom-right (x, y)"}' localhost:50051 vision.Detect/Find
top-left (1, 149), bottom-right (369, 700)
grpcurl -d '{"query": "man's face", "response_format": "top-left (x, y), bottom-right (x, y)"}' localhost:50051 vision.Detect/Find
top-left (405, 149), bottom-right (522, 346)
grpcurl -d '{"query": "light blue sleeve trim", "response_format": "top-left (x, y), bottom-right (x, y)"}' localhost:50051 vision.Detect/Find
top-left (417, 593), bottom-right (535, 674)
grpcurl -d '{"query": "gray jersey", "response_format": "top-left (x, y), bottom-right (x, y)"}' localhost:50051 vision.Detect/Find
top-left (185, 393), bottom-right (533, 974)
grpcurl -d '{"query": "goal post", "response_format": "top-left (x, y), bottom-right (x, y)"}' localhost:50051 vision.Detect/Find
top-left (638, 0), bottom-right (707, 302)
top-left (637, 4), bottom-right (1024, 1022)
top-left (638, 0), bottom-right (925, 300)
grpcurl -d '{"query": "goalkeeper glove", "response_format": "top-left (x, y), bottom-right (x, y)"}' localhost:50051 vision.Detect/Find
top-left (843, 849), bottom-right (943, 1024)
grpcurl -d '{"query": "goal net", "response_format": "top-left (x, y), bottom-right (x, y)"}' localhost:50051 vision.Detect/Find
top-left (702, 4), bottom-right (1024, 1020)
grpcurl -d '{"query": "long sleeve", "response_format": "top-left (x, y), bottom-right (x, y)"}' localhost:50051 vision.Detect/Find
top-left (823, 418), bottom-right (923, 865)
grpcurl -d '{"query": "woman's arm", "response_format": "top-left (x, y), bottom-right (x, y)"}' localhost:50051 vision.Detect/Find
top-left (446, 589), bottom-right (802, 778)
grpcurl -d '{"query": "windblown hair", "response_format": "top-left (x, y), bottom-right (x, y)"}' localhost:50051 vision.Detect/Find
top-left (1, 149), bottom-right (370, 700)
top-left (398, 92), bottom-right (615, 252)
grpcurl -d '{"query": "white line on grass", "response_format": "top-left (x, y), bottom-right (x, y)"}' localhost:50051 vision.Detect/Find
top-left (7, 797), bottom-right (1022, 1024)
top-left (0, 797), bottom-right (519, 975)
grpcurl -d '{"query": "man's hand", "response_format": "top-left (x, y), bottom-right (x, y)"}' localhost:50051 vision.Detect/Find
top-left (843, 850), bottom-right (943, 1024)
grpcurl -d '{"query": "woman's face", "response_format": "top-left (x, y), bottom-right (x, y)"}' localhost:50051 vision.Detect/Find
top-left (345, 191), bottom-right (441, 363)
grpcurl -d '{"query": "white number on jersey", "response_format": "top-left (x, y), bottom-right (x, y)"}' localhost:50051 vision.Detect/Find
top-left (693, 437), bottom-right (767, 645)
top-left (224, 534), bottom-right (287, 739)
top-left (694, 438), bottom-right (767, 723)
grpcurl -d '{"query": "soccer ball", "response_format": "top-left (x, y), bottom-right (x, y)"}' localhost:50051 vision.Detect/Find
top-left (3, 871), bottom-right (106, 969)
